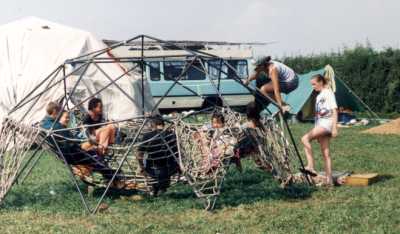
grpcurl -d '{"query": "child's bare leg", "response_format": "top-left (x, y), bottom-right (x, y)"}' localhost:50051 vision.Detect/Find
top-left (319, 136), bottom-right (333, 184)
top-left (96, 127), bottom-right (113, 154)
top-left (108, 124), bottom-right (116, 144)
top-left (99, 130), bottom-right (110, 147)
top-left (301, 133), bottom-right (315, 170)
top-left (301, 127), bottom-right (328, 171)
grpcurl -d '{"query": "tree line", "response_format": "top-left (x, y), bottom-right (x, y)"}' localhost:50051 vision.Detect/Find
top-left (281, 45), bottom-right (400, 113)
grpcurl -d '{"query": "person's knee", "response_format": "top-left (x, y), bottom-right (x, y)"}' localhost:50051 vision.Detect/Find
top-left (81, 142), bottom-right (94, 151)
top-left (106, 124), bottom-right (116, 133)
top-left (260, 86), bottom-right (270, 95)
top-left (301, 135), bottom-right (309, 145)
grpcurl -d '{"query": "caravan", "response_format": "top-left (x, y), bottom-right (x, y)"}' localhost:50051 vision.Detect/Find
top-left (109, 41), bottom-right (259, 110)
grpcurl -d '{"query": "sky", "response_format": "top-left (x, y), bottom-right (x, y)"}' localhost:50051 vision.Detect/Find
top-left (1, 0), bottom-right (399, 57)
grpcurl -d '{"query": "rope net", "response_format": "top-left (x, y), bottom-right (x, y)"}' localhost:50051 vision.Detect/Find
top-left (243, 116), bottom-right (299, 187)
top-left (38, 114), bottom-right (181, 194)
top-left (176, 107), bottom-right (242, 209)
top-left (175, 107), bottom-right (303, 209)
top-left (0, 119), bottom-right (41, 203)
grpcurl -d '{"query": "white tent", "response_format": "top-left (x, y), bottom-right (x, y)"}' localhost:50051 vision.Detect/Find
top-left (0, 17), bottom-right (155, 124)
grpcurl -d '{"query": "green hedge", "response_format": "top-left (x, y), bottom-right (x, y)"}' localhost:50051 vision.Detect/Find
top-left (281, 45), bottom-right (400, 113)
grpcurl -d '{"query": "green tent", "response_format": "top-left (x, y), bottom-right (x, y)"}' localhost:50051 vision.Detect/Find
top-left (265, 67), bottom-right (367, 119)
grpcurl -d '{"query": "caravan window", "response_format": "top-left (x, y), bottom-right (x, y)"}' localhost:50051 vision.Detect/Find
top-left (236, 60), bottom-right (248, 79)
top-left (227, 60), bottom-right (248, 79)
top-left (207, 60), bottom-right (228, 79)
top-left (164, 61), bottom-right (185, 81)
top-left (187, 61), bottom-right (206, 80)
top-left (147, 62), bottom-right (161, 81)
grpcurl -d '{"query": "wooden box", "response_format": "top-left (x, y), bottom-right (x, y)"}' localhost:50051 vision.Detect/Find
top-left (344, 173), bottom-right (379, 186)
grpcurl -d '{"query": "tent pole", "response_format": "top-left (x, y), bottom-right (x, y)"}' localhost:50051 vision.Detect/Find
top-left (338, 77), bottom-right (380, 120)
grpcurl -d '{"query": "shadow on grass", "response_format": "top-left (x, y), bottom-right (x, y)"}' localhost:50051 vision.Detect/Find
top-left (1, 166), bottom-right (316, 213)
top-left (376, 174), bottom-right (394, 184)
top-left (1, 181), bottom-right (87, 212)
top-left (159, 166), bottom-right (316, 210)
top-left (215, 168), bottom-right (315, 209)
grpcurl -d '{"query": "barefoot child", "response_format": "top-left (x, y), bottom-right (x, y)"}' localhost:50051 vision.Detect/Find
top-left (301, 74), bottom-right (338, 185)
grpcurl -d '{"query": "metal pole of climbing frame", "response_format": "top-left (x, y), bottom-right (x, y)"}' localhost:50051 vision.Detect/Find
top-left (141, 35), bottom-right (145, 115)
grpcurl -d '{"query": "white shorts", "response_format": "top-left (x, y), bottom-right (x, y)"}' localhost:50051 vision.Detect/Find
top-left (316, 118), bottom-right (333, 133)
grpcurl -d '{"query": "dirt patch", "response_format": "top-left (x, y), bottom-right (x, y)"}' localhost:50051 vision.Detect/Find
top-left (363, 118), bottom-right (400, 135)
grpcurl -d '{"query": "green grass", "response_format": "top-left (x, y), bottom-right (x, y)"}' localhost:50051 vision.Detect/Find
top-left (1, 124), bottom-right (399, 233)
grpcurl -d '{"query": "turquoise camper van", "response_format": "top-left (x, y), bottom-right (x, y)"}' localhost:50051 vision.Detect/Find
top-left (110, 41), bottom-right (258, 110)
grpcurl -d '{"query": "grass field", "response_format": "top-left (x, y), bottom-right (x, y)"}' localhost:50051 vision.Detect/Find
top-left (1, 124), bottom-right (399, 233)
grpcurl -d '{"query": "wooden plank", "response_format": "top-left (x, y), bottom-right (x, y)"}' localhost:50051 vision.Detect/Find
top-left (344, 173), bottom-right (379, 186)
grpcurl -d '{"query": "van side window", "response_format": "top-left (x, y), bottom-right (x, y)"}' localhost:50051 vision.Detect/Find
top-left (148, 62), bottom-right (161, 81)
top-left (227, 60), bottom-right (248, 79)
top-left (187, 61), bottom-right (206, 80)
top-left (164, 61), bottom-right (185, 80)
top-left (207, 60), bottom-right (228, 79)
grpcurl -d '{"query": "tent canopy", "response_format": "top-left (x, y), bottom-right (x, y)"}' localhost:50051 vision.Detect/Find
top-left (0, 17), bottom-right (155, 124)
top-left (266, 67), bottom-right (365, 117)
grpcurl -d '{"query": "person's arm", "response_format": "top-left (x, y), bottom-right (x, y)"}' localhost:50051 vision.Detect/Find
top-left (244, 70), bottom-right (260, 85)
top-left (331, 108), bottom-right (338, 137)
top-left (327, 90), bottom-right (339, 137)
top-left (269, 66), bottom-right (283, 107)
